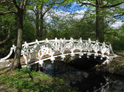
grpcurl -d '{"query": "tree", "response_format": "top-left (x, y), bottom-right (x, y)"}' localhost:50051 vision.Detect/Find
top-left (0, 0), bottom-right (29, 69)
top-left (47, 0), bottom-right (124, 42)
top-left (45, 7), bottom-right (96, 39)
top-left (77, 0), bottom-right (124, 42)
top-left (0, 0), bottom-right (15, 45)
top-left (23, 9), bottom-right (36, 42)
top-left (29, 0), bottom-right (67, 39)
top-left (0, 1), bottom-right (17, 58)
top-left (11, 0), bottom-right (29, 69)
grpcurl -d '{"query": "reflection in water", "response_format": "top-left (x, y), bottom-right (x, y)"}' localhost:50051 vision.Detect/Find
top-left (31, 61), bottom-right (124, 92)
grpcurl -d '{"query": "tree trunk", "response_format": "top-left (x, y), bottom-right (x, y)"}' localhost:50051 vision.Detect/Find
top-left (96, 0), bottom-right (104, 42)
top-left (11, 9), bottom-right (23, 69)
top-left (39, 15), bottom-right (44, 38)
top-left (36, 6), bottom-right (40, 36)
top-left (36, 2), bottom-right (44, 39)
top-left (37, 14), bottom-right (44, 39)
top-left (96, 0), bottom-right (99, 40)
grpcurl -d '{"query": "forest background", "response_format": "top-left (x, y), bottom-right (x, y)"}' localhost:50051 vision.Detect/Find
top-left (0, 0), bottom-right (124, 59)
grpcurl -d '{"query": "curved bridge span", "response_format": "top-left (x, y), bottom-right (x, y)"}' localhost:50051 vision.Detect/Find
top-left (0, 38), bottom-right (116, 67)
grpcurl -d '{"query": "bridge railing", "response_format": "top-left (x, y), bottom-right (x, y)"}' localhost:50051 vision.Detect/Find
top-left (0, 38), bottom-right (116, 66)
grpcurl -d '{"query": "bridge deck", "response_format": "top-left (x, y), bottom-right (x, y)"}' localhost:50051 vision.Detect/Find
top-left (8, 50), bottom-right (113, 66)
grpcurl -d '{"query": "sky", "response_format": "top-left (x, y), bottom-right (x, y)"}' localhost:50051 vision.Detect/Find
top-left (45, 2), bottom-right (124, 29)
top-left (111, 20), bottom-right (124, 28)
top-left (44, 2), bottom-right (89, 23)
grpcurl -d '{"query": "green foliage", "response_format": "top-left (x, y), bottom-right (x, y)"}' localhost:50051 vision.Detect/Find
top-left (121, 57), bottom-right (124, 63)
top-left (0, 14), bottom-right (16, 40)
top-left (105, 24), bottom-right (124, 50)
top-left (0, 68), bottom-right (77, 92)
top-left (113, 64), bottom-right (124, 75)
top-left (0, 0), bottom-right (124, 56)
top-left (23, 21), bottom-right (36, 42)
top-left (0, 13), bottom-right (16, 57)
top-left (46, 9), bottom-right (96, 40)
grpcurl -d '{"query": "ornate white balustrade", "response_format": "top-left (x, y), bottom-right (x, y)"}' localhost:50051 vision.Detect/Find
top-left (0, 38), bottom-right (117, 67)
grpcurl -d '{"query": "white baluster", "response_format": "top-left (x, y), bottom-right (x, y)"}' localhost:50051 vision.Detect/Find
top-left (45, 38), bottom-right (49, 43)
top-left (87, 55), bottom-right (89, 58)
top-left (38, 60), bottom-right (44, 67)
top-left (79, 55), bottom-right (82, 58)
top-left (88, 38), bottom-right (91, 43)
top-left (55, 37), bottom-right (58, 41)
top-left (61, 55), bottom-right (65, 61)
top-left (22, 50), bottom-right (28, 64)
top-left (12, 45), bottom-right (16, 52)
top-left (24, 42), bottom-right (28, 48)
top-left (35, 39), bottom-right (39, 44)
top-left (50, 56), bottom-right (55, 63)
top-left (100, 57), bottom-right (103, 60)
top-left (79, 37), bottom-right (82, 43)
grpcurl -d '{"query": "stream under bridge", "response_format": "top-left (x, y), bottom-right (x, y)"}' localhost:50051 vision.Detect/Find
top-left (0, 38), bottom-right (117, 67)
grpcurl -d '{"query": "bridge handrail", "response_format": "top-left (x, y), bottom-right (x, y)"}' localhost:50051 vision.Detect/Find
top-left (22, 38), bottom-right (110, 49)
top-left (0, 38), bottom-right (116, 65)
top-left (0, 45), bottom-right (16, 62)
top-left (22, 38), bottom-right (112, 54)
top-left (21, 38), bottom-right (115, 65)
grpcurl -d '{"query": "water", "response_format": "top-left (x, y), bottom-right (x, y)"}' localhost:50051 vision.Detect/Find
top-left (31, 61), bottom-right (124, 92)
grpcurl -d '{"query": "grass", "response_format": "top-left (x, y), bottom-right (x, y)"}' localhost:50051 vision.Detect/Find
top-left (114, 50), bottom-right (124, 53)
top-left (95, 51), bottom-right (124, 75)
top-left (0, 68), bottom-right (77, 92)
top-left (121, 57), bottom-right (124, 63)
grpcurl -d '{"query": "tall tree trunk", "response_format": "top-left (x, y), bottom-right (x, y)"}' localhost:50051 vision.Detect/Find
top-left (36, 2), bottom-right (44, 39)
top-left (36, 14), bottom-right (44, 39)
top-left (36, 6), bottom-right (40, 36)
top-left (11, 9), bottom-right (23, 69)
top-left (39, 15), bottom-right (43, 38)
top-left (96, 0), bottom-right (99, 40)
top-left (37, 15), bottom-right (43, 39)
top-left (96, 0), bottom-right (104, 42)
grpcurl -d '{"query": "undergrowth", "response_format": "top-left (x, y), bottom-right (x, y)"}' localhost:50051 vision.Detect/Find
top-left (0, 68), bottom-right (77, 92)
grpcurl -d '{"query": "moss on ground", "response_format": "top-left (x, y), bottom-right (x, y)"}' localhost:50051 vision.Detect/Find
top-left (0, 68), bottom-right (77, 92)
top-left (95, 51), bottom-right (124, 75)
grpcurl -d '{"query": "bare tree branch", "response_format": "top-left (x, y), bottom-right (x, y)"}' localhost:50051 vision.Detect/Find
top-left (0, 0), bottom-right (13, 4)
top-left (79, 1), bottom-right (124, 8)
top-left (13, 0), bottom-right (20, 10)
top-left (102, 2), bottom-right (124, 8)
top-left (0, 29), bottom-right (11, 45)
top-left (79, 0), bottom-right (96, 7)
top-left (43, 0), bottom-right (67, 16)
top-left (80, 3), bottom-right (96, 7)
top-left (42, 0), bottom-right (56, 17)
top-left (21, 0), bottom-right (28, 9)
top-left (0, 11), bottom-right (16, 15)
top-left (114, 13), bottom-right (124, 17)
top-left (55, 0), bottom-right (67, 5)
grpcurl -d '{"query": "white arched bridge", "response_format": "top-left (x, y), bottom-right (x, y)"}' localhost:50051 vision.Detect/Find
top-left (0, 38), bottom-right (117, 67)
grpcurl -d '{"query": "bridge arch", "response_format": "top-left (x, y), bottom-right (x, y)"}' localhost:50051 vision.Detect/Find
top-left (0, 38), bottom-right (117, 67)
